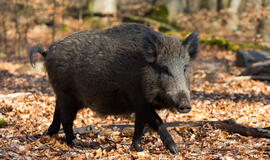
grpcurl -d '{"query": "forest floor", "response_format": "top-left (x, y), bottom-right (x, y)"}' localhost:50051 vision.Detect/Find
top-left (1, 40), bottom-right (270, 159)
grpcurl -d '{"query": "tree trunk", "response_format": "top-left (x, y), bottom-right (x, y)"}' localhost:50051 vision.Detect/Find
top-left (78, 8), bottom-right (83, 30)
top-left (262, 0), bottom-right (270, 7)
top-left (256, 1), bottom-right (270, 47)
top-left (239, 0), bottom-right (262, 12)
top-left (259, 18), bottom-right (270, 48)
top-left (2, 19), bottom-right (7, 55)
top-left (200, 0), bottom-right (218, 11)
top-left (229, 0), bottom-right (241, 12)
top-left (166, 0), bottom-right (184, 21)
top-left (93, 0), bottom-right (117, 16)
top-left (23, 23), bottom-right (30, 55)
top-left (217, 0), bottom-right (229, 11)
top-left (224, 0), bottom-right (240, 31)
top-left (52, 0), bottom-right (56, 42)
top-left (185, 0), bottom-right (200, 13)
top-left (0, 19), bottom-right (6, 55)
top-left (15, 19), bottom-right (20, 56)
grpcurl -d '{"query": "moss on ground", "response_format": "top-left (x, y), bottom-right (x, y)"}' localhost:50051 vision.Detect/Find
top-left (0, 119), bottom-right (7, 128)
top-left (200, 38), bottom-right (270, 51)
top-left (123, 14), bottom-right (179, 32)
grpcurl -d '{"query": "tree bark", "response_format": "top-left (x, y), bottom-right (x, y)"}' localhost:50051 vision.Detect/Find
top-left (258, 12), bottom-right (270, 47)
top-left (166, 0), bottom-right (184, 21)
top-left (217, 0), bottom-right (229, 11)
top-left (239, 0), bottom-right (262, 12)
top-left (262, 0), bottom-right (270, 7)
top-left (93, 0), bottom-right (117, 16)
top-left (52, 0), bottom-right (56, 42)
top-left (229, 0), bottom-right (241, 12)
top-left (186, 0), bottom-right (200, 13)
top-left (200, 0), bottom-right (218, 11)
top-left (0, 17), bottom-right (7, 55)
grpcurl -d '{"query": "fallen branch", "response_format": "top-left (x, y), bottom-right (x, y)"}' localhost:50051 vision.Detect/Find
top-left (72, 119), bottom-right (270, 139)
top-left (227, 75), bottom-right (270, 82)
top-left (209, 119), bottom-right (270, 139)
top-left (250, 75), bottom-right (270, 81)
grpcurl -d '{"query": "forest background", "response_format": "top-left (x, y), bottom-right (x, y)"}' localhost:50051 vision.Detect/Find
top-left (1, 0), bottom-right (270, 159)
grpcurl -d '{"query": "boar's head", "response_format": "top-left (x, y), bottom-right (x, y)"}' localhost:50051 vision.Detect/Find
top-left (141, 31), bottom-right (199, 113)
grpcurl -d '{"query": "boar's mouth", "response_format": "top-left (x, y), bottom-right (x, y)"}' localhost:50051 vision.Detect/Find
top-left (153, 93), bottom-right (191, 113)
top-left (177, 107), bottom-right (191, 113)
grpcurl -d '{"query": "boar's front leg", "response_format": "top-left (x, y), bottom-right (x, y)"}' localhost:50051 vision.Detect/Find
top-left (147, 108), bottom-right (178, 154)
top-left (131, 108), bottom-right (147, 152)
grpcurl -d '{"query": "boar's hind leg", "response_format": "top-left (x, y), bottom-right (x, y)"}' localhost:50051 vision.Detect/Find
top-left (46, 99), bottom-right (61, 136)
top-left (147, 108), bottom-right (178, 154)
top-left (55, 93), bottom-right (81, 146)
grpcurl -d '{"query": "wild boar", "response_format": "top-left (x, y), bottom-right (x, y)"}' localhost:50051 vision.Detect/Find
top-left (29, 23), bottom-right (199, 154)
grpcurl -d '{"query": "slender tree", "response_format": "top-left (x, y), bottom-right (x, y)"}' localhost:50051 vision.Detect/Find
top-left (229, 0), bottom-right (241, 12)
top-left (166, 0), bottom-right (184, 21)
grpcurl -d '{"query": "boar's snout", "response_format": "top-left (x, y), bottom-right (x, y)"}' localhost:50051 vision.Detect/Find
top-left (177, 99), bottom-right (191, 113)
top-left (168, 91), bottom-right (191, 113)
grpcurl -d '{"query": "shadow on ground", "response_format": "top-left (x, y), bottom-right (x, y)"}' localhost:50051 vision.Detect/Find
top-left (0, 69), bottom-right (53, 95)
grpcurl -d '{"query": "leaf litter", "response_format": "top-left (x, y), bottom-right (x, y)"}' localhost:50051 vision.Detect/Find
top-left (0, 44), bottom-right (270, 159)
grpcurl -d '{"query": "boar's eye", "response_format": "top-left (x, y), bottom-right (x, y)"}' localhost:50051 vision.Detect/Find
top-left (152, 64), bottom-right (173, 77)
top-left (160, 65), bottom-right (173, 76)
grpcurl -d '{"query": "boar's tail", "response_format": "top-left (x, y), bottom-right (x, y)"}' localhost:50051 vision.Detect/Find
top-left (29, 44), bottom-right (47, 67)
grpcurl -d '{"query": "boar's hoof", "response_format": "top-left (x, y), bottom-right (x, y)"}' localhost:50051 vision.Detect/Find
top-left (164, 141), bottom-right (178, 154)
top-left (43, 130), bottom-right (50, 136)
top-left (168, 145), bottom-right (178, 154)
top-left (130, 143), bottom-right (143, 152)
top-left (44, 129), bottom-right (55, 137)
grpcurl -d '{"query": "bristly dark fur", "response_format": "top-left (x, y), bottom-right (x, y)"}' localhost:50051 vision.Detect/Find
top-left (30, 23), bottom-right (199, 154)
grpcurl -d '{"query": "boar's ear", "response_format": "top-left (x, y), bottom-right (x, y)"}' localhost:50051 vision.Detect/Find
top-left (182, 31), bottom-right (199, 60)
top-left (142, 31), bottom-right (161, 63)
